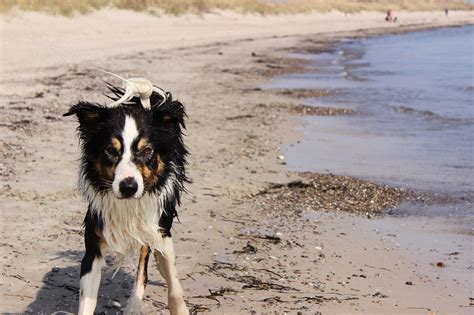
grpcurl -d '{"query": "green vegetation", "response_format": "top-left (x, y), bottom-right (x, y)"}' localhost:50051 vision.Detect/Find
top-left (1, 0), bottom-right (472, 16)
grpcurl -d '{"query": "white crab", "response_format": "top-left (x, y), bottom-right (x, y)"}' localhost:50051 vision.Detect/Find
top-left (97, 69), bottom-right (167, 109)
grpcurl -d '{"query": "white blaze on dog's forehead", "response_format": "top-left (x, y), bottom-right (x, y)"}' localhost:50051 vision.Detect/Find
top-left (122, 115), bottom-right (139, 156)
top-left (112, 115), bottom-right (144, 198)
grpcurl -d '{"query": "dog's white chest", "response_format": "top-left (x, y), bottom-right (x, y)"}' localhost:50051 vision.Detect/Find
top-left (99, 192), bottom-right (163, 256)
top-left (82, 185), bottom-right (164, 257)
top-left (79, 173), bottom-right (177, 258)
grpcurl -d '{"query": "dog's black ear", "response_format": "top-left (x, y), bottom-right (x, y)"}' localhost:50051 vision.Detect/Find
top-left (64, 101), bottom-right (107, 127)
top-left (152, 98), bottom-right (186, 130)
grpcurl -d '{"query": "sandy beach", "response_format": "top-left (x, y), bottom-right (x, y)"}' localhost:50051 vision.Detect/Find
top-left (0, 9), bottom-right (473, 314)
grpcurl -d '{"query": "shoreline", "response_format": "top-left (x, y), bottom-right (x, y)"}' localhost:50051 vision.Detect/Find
top-left (0, 11), bottom-right (473, 313)
top-left (270, 24), bottom-right (474, 188)
top-left (274, 24), bottom-right (474, 208)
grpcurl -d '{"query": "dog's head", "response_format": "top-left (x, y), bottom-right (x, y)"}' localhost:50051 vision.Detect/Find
top-left (64, 86), bottom-right (187, 200)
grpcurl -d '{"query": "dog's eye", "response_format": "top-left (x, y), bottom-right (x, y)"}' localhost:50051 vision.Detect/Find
top-left (104, 146), bottom-right (119, 161)
top-left (140, 147), bottom-right (154, 160)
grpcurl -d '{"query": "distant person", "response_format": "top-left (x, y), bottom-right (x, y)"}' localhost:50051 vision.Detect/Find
top-left (385, 9), bottom-right (397, 22)
top-left (445, 8), bottom-right (449, 16)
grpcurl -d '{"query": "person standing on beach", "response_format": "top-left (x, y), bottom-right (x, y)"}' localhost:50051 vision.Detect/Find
top-left (385, 9), bottom-right (398, 22)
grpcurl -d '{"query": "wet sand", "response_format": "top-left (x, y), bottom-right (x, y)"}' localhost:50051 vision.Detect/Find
top-left (0, 10), bottom-right (473, 314)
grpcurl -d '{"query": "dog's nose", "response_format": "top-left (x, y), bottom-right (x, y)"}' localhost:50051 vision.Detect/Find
top-left (119, 177), bottom-right (138, 198)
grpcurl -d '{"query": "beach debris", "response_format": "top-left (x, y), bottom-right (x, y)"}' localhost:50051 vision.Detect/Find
top-left (276, 88), bottom-right (332, 98)
top-left (209, 287), bottom-right (239, 296)
top-left (107, 300), bottom-right (121, 309)
top-left (187, 287), bottom-right (240, 308)
top-left (436, 262), bottom-right (446, 268)
top-left (189, 292), bottom-right (223, 307)
top-left (277, 155), bottom-right (285, 160)
top-left (405, 281), bottom-right (414, 285)
top-left (112, 301), bottom-right (121, 309)
top-left (150, 300), bottom-right (167, 310)
top-left (372, 291), bottom-right (389, 298)
top-left (258, 295), bottom-right (357, 304)
top-left (291, 104), bottom-right (355, 116)
top-left (225, 114), bottom-right (254, 120)
top-left (233, 242), bottom-right (258, 254)
top-left (255, 268), bottom-right (284, 279)
top-left (364, 264), bottom-right (392, 271)
top-left (266, 180), bottom-right (312, 190)
top-left (393, 105), bottom-right (437, 117)
top-left (249, 54), bottom-right (309, 76)
top-left (208, 261), bottom-right (247, 273)
top-left (188, 304), bottom-right (211, 313)
top-left (238, 232), bottom-right (282, 244)
top-left (254, 172), bottom-right (413, 215)
top-left (205, 261), bottom-right (298, 293)
top-left (242, 278), bottom-right (296, 291)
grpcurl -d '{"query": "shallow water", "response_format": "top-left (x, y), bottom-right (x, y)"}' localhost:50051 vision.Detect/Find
top-left (266, 26), bottom-right (473, 224)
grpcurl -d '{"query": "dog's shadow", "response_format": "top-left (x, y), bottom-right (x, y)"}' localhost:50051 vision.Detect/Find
top-left (26, 250), bottom-right (163, 314)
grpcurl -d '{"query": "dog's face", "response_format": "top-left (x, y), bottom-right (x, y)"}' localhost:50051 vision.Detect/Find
top-left (65, 96), bottom-right (186, 199)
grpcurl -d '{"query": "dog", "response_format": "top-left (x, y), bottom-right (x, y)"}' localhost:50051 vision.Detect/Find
top-left (64, 78), bottom-right (189, 314)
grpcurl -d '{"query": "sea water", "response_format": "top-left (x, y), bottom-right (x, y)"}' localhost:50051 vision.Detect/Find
top-left (266, 26), bottom-right (474, 220)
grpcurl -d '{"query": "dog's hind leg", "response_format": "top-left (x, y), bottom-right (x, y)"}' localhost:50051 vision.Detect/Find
top-left (154, 237), bottom-right (189, 315)
top-left (78, 213), bottom-right (105, 315)
top-left (125, 245), bottom-right (151, 314)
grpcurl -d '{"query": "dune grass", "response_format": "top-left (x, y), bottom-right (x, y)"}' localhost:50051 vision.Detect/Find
top-left (0, 0), bottom-right (472, 16)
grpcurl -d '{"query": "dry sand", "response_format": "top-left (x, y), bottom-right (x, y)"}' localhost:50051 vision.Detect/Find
top-left (1, 9), bottom-right (473, 80)
top-left (0, 9), bottom-right (473, 314)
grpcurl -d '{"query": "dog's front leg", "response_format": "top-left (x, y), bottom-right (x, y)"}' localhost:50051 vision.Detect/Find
top-left (125, 245), bottom-right (151, 314)
top-left (78, 215), bottom-right (104, 315)
top-left (154, 237), bottom-right (189, 315)
top-left (79, 257), bottom-right (103, 314)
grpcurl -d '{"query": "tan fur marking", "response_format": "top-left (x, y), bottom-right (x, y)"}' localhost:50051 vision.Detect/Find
top-left (95, 228), bottom-right (108, 250)
top-left (138, 153), bottom-right (165, 187)
top-left (137, 246), bottom-right (151, 287)
top-left (111, 137), bottom-right (121, 152)
top-left (137, 138), bottom-right (148, 151)
top-left (155, 154), bottom-right (165, 176)
top-left (95, 159), bottom-right (115, 181)
top-left (138, 164), bottom-right (154, 181)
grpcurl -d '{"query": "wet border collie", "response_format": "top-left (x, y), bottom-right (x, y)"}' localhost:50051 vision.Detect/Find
top-left (64, 80), bottom-right (189, 314)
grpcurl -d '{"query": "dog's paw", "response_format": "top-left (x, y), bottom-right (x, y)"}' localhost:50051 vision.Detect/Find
top-left (169, 301), bottom-right (189, 315)
top-left (124, 297), bottom-right (143, 315)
